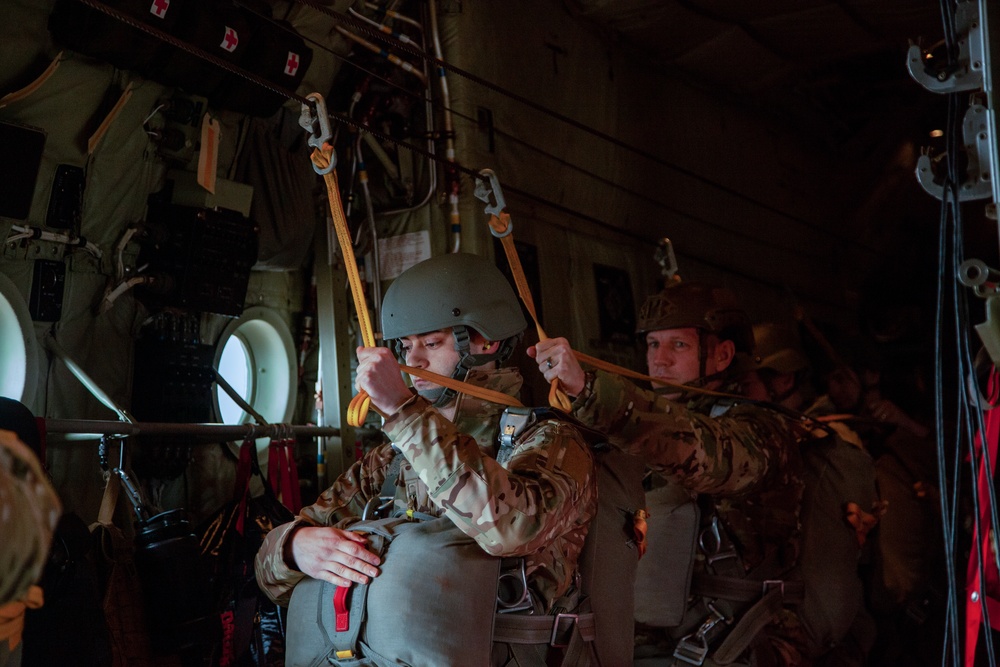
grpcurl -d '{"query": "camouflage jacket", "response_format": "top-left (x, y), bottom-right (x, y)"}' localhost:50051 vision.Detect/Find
top-left (573, 371), bottom-right (808, 664)
top-left (0, 429), bottom-right (61, 607)
top-left (256, 368), bottom-right (597, 611)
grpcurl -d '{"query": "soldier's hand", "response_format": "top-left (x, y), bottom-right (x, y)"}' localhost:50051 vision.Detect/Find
top-left (528, 337), bottom-right (587, 397)
top-left (290, 525), bottom-right (382, 588)
top-left (356, 346), bottom-right (412, 414)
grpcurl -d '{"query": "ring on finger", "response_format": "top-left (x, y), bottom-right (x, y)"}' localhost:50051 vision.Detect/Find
top-left (546, 359), bottom-right (554, 369)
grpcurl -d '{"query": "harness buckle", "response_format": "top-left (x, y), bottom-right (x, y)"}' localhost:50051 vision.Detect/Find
top-left (699, 515), bottom-right (739, 566)
top-left (497, 558), bottom-right (533, 614)
top-left (498, 407), bottom-right (534, 451)
top-left (673, 602), bottom-right (731, 666)
top-left (672, 634), bottom-right (709, 665)
top-left (360, 495), bottom-right (394, 521)
top-left (549, 613), bottom-right (578, 648)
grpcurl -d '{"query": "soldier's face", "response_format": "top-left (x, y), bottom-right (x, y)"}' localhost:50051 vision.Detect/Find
top-left (399, 329), bottom-right (461, 393)
top-left (646, 328), bottom-right (734, 393)
top-left (645, 328), bottom-right (704, 388)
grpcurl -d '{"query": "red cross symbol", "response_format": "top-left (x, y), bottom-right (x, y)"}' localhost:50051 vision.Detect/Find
top-left (220, 27), bottom-right (239, 53)
top-left (149, 0), bottom-right (169, 18)
top-left (284, 52), bottom-right (300, 77)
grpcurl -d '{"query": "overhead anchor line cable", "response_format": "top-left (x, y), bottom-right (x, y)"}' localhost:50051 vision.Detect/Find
top-left (289, 0), bottom-right (876, 251)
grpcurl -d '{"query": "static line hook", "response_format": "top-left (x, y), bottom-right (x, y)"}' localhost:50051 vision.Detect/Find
top-left (474, 169), bottom-right (512, 238)
top-left (300, 92), bottom-right (336, 175)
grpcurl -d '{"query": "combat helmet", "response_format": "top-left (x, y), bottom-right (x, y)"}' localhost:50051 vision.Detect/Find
top-left (752, 322), bottom-right (810, 375)
top-left (636, 282), bottom-right (754, 353)
top-left (381, 253), bottom-right (526, 402)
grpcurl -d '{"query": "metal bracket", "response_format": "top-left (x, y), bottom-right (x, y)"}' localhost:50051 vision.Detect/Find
top-left (114, 467), bottom-right (150, 522)
top-left (907, 1), bottom-right (984, 94)
top-left (916, 103), bottom-right (995, 201)
top-left (959, 258), bottom-right (1000, 364)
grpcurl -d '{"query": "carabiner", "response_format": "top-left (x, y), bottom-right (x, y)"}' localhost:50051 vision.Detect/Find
top-left (655, 238), bottom-right (679, 281)
top-left (473, 169), bottom-right (512, 237)
top-left (299, 92), bottom-right (336, 175)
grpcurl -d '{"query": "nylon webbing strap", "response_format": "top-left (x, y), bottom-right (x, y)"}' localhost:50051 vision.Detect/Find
top-left (313, 147), bottom-right (526, 424)
top-left (690, 574), bottom-right (804, 604)
top-left (313, 146), bottom-right (376, 426)
top-left (97, 471), bottom-right (120, 526)
top-left (492, 611), bottom-right (597, 644)
top-left (573, 350), bottom-right (739, 400)
top-left (712, 586), bottom-right (786, 664)
top-left (485, 205), bottom-right (738, 403)
top-left (488, 212), bottom-right (572, 411)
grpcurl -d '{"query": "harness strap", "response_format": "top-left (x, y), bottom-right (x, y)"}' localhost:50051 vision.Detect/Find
top-left (495, 610), bottom-right (600, 667)
top-left (380, 450), bottom-right (405, 498)
top-left (711, 587), bottom-right (786, 665)
top-left (690, 574), bottom-right (804, 604)
top-left (493, 611), bottom-right (596, 644)
top-left (326, 581), bottom-right (369, 661)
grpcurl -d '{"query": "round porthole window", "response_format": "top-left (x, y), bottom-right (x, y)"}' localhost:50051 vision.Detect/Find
top-left (0, 274), bottom-right (39, 406)
top-left (213, 307), bottom-right (297, 428)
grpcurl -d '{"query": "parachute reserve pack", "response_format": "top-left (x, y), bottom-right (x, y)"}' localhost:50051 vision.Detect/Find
top-left (633, 407), bottom-right (879, 665)
top-left (285, 407), bottom-right (647, 667)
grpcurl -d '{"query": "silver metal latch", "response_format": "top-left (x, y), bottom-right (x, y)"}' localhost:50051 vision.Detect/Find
top-left (672, 602), bottom-right (731, 666)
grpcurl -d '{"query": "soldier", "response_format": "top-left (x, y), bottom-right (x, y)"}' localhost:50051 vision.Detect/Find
top-left (753, 321), bottom-right (815, 411)
top-left (255, 253), bottom-right (598, 663)
top-left (0, 399), bottom-right (61, 667)
top-left (530, 282), bottom-right (811, 666)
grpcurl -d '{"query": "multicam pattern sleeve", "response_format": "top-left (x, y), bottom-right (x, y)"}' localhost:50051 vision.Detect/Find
top-left (0, 429), bottom-right (60, 606)
top-left (254, 444), bottom-right (397, 605)
top-left (382, 395), bottom-right (596, 560)
top-left (573, 370), bottom-right (791, 496)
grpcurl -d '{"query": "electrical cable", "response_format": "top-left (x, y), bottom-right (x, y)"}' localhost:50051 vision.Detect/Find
top-left (8, 225), bottom-right (102, 259)
top-left (290, 0), bottom-right (861, 250)
top-left (65, 0), bottom-right (871, 305)
top-left (235, 0), bottom-right (878, 254)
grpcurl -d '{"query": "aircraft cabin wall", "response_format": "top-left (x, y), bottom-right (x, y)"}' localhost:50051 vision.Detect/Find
top-left (1, 0), bottom-right (895, 525)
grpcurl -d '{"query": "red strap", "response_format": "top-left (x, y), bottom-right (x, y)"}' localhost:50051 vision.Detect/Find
top-left (268, 442), bottom-right (281, 498)
top-left (279, 443), bottom-right (293, 509)
top-left (965, 370), bottom-right (1000, 667)
top-left (268, 438), bottom-right (303, 514)
top-left (334, 585), bottom-right (350, 632)
top-left (235, 439), bottom-right (254, 534)
top-left (285, 440), bottom-right (302, 513)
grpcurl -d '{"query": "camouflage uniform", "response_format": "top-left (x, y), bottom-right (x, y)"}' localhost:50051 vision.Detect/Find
top-left (256, 368), bottom-right (597, 612)
top-left (572, 370), bottom-right (809, 666)
top-left (0, 429), bottom-right (61, 667)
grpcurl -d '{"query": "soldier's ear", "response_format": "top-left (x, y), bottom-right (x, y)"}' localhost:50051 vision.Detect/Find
top-left (714, 339), bottom-right (736, 372)
top-left (468, 329), bottom-right (501, 354)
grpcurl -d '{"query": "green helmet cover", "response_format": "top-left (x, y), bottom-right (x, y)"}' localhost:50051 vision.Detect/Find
top-left (382, 253), bottom-right (527, 343)
top-left (636, 282), bottom-right (754, 354)
top-left (752, 322), bottom-right (810, 374)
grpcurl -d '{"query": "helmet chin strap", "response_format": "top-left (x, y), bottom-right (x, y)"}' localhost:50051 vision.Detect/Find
top-left (404, 325), bottom-right (524, 409)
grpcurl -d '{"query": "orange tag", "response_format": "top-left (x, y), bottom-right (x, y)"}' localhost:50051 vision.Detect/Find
top-left (844, 501), bottom-right (885, 547)
top-left (197, 114), bottom-right (220, 194)
top-left (634, 508), bottom-right (650, 559)
top-left (0, 52), bottom-right (63, 109)
top-left (88, 82), bottom-right (133, 154)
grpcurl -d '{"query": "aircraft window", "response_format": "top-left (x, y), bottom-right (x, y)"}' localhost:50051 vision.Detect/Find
top-left (213, 307), bottom-right (296, 427)
top-left (0, 274), bottom-right (38, 404)
top-left (217, 334), bottom-right (251, 425)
